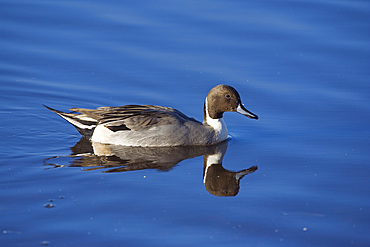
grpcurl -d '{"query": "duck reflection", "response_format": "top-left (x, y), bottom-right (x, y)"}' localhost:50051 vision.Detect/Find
top-left (44, 138), bottom-right (257, 196)
top-left (203, 144), bottom-right (257, 197)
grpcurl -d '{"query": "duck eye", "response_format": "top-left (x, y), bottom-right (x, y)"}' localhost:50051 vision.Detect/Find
top-left (225, 94), bottom-right (231, 98)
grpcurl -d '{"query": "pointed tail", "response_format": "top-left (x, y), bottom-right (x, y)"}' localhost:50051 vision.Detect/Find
top-left (44, 105), bottom-right (97, 138)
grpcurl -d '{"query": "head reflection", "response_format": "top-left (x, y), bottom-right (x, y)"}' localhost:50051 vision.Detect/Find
top-left (45, 138), bottom-right (258, 196)
top-left (203, 144), bottom-right (257, 196)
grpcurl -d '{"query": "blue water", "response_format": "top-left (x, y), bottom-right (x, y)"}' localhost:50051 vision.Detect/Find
top-left (1, 0), bottom-right (369, 246)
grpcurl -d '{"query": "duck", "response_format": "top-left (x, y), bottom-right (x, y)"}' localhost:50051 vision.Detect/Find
top-left (45, 84), bottom-right (258, 147)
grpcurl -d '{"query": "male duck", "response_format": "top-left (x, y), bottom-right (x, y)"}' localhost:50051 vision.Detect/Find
top-left (45, 84), bottom-right (258, 147)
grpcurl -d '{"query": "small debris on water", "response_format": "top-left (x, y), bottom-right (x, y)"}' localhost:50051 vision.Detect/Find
top-left (44, 203), bottom-right (55, 208)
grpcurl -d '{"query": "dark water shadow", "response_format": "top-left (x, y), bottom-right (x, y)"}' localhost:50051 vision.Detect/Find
top-left (44, 138), bottom-right (257, 197)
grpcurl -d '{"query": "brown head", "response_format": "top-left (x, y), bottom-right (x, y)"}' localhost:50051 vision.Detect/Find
top-left (205, 84), bottom-right (258, 120)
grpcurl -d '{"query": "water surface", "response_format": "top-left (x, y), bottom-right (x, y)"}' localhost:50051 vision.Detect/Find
top-left (1, 0), bottom-right (369, 246)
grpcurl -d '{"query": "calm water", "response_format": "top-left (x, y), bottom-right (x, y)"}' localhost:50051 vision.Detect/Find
top-left (1, 0), bottom-right (370, 246)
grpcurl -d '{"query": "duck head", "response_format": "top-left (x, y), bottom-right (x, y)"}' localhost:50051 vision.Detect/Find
top-left (205, 84), bottom-right (258, 120)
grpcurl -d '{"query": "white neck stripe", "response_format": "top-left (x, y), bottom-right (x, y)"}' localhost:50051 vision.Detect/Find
top-left (205, 99), bottom-right (228, 142)
top-left (203, 152), bottom-right (223, 184)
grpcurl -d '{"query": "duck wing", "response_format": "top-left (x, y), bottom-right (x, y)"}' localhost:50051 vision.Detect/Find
top-left (70, 105), bottom-right (199, 132)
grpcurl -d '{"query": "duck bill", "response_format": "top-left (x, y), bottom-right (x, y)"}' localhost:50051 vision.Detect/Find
top-left (236, 104), bottom-right (258, 119)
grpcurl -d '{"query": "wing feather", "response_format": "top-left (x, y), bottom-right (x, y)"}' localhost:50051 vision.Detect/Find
top-left (71, 105), bottom-right (199, 132)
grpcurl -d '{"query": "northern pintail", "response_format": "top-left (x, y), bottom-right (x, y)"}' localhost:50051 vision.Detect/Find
top-left (45, 84), bottom-right (258, 146)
